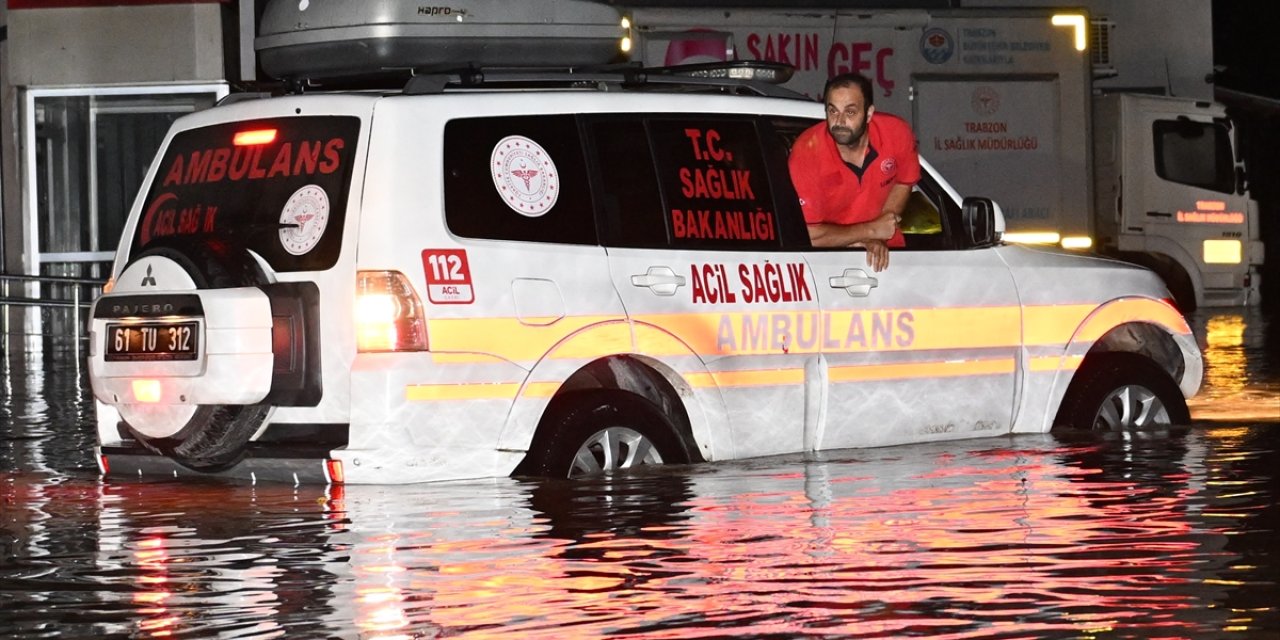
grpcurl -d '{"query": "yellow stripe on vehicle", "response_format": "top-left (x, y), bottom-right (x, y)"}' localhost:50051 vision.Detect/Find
top-left (829, 357), bottom-right (1015, 382)
top-left (405, 380), bottom-right (562, 402)
top-left (1029, 354), bottom-right (1085, 372)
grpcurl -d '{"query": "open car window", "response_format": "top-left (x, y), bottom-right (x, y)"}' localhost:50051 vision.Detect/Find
top-left (767, 115), bottom-right (963, 251)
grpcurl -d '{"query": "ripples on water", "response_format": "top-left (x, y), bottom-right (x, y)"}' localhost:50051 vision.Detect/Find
top-left (1, 311), bottom-right (1277, 639)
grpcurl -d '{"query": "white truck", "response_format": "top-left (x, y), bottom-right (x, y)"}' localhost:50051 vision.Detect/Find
top-left (626, 7), bottom-right (1265, 311)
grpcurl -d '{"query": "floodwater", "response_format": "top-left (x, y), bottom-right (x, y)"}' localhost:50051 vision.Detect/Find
top-left (2, 308), bottom-right (1278, 639)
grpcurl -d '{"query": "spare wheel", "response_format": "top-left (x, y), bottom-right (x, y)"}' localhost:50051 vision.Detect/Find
top-left (113, 241), bottom-right (273, 470)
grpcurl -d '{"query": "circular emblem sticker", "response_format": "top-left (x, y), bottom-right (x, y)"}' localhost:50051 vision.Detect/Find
top-left (491, 135), bottom-right (559, 217)
top-left (278, 184), bottom-right (330, 256)
top-left (972, 86), bottom-right (1001, 116)
top-left (920, 27), bottom-right (954, 65)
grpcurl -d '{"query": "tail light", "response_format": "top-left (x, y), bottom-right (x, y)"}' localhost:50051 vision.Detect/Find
top-left (356, 271), bottom-right (427, 352)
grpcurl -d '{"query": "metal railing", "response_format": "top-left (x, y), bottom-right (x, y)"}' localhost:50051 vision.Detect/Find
top-left (1, 273), bottom-right (108, 347)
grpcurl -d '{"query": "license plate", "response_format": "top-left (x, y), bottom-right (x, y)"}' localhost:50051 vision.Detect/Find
top-left (105, 322), bottom-right (199, 362)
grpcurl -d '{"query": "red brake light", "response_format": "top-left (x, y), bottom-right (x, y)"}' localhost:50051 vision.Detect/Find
top-left (233, 129), bottom-right (277, 146)
top-left (325, 459), bottom-right (345, 484)
top-left (356, 271), bottom-right (428, 352)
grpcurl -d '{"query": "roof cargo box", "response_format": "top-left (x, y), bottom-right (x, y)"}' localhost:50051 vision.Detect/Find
top-left (256, 0), bottom-right (627, 82)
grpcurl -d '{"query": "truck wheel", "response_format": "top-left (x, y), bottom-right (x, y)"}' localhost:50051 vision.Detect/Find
top-left (1053, 353), bottom-right (1190, 431)
top-left (521, 391), bottom-right (690, 479)
top-left (122, 242), bottom-right (271, 470)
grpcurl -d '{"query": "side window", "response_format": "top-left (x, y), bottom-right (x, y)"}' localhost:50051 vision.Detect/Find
top-left (591, 115), bottom-right (808, 251)
top-left (1153, 119), bottom-right (1235, 193)
top-left (901, 189), bottom-right (944, 236)
top-left (648, 118), bottom-right (788, 250)
top-left (443, 115), bottom-right (595, 244)
top-left (587, 118), bottom-right (669, 248)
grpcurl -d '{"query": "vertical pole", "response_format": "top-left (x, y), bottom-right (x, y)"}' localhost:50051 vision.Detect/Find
top-left (73, 282), bottom-right (81, 351)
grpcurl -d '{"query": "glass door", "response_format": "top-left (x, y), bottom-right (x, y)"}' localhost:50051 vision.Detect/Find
top-left (17, 85), bottom-right (227, 339)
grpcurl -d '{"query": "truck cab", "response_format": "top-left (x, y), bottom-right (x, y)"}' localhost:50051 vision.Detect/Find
top-left (1093, 93), bottom-right (1264, 310)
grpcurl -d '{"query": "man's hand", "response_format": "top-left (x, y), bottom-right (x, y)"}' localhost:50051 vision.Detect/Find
top-left (855, 239), bottom-right (890, 272)
top-left (865, 211), bottom-right (899, 241)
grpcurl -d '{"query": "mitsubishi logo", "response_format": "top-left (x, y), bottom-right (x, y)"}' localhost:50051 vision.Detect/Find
top-left (140, 265), bottom-right (157, 287)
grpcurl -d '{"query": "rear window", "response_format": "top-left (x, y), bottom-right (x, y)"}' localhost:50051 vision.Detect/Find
top-left (130, 116), bottom-right (360, 271)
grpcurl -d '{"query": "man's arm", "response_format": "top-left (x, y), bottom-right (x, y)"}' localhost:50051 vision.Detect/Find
top-left (881, 182), bottom-right (911, 221)
top-left (806, 182), bottom-right (911, 248)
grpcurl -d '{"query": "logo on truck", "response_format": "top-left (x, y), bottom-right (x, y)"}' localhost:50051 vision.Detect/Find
top-left (920, 28), bottom-right (954, 64)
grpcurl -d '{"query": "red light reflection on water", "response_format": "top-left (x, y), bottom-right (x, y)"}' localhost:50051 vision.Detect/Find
top-left (337, 448), bottom-right (1225, 638)
top-left (132, 536), bottom-right (179, 637)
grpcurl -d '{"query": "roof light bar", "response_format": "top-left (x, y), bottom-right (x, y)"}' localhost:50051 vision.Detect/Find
top-left (656, 60), bottom-right (795, 85)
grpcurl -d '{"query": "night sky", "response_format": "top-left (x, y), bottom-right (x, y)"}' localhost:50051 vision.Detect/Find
top-left (1213, 1), bottom-right (1280, 306)
top-left (1213, 2), bottom-right (1280, 101)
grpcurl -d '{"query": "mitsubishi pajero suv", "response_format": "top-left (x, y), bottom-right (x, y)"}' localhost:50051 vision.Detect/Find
top-left (86, 2), bottom-right (1202, 484)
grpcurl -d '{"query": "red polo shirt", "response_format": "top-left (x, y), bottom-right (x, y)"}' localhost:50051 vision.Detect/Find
top-left (788, 113), bottom-right (920, 247)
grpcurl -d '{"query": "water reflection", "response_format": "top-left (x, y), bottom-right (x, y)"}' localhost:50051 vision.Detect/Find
top-left (1187, 308), bottom-right (1280, 421)
top-left (3, 427), bottom-right (1280, 637)
top-left (1, 311), bottom-right (1278, 638)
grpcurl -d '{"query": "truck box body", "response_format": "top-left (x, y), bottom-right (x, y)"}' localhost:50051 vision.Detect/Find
top-left (629, 6), bottom-right (1263, 309)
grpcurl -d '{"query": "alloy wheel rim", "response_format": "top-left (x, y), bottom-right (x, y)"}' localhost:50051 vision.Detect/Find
top-left (1093, 384), bottom-right (1170, 430)
top-left (569, 426), bottom-right (664, 478)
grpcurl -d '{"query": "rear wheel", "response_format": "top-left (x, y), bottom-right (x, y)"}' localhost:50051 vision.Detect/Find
top-left (520, 391), bottom-right (690, 479)
top-left (1053, 353), bottom-right (1190, 431)
top-left (122, 242), bottom-right (271, 470)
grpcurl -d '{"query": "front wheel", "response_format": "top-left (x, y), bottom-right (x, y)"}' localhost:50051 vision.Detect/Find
top-left (519, 392), bottom-right (690, 479)
top-left (1053, 353), bottom-right (1190, 431)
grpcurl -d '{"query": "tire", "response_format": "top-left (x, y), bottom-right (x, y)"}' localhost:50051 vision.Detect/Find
top-left (122, 241), bottom-right (271, 471)
top-left (519, 391), bottom-right (691, 479)
top-left (1053, 353), bottom-right (1190, 431)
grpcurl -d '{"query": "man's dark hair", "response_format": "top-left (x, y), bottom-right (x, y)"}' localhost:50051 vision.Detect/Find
top-left (822, 73), bottom-right (874, 108)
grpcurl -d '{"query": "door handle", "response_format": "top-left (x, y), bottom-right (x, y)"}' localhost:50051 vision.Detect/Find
top-left (829, 268), bottom-right (878, 297)
top-left (1146, 211), bottom-right (1174, 219)
top-left (631, 266), bottom-right (686, 297)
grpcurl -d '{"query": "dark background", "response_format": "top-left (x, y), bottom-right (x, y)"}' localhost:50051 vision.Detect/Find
top-left (1214, 2), bottom-right (1280, 310)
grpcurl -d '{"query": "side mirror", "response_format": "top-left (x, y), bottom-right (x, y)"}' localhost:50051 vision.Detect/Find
top-left (962, 196), bottom-right (1003, 247)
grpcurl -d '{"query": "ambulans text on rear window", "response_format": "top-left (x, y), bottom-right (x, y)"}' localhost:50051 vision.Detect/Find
top-left (132, 116), bottom-right (359, 272)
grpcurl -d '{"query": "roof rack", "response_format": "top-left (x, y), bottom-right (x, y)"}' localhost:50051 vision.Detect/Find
top-left (400, 60), bottom-right (801, 98)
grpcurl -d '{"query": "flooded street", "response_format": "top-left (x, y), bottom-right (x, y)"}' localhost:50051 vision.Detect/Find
top-left (2, 308), bottom-right (1278, 639)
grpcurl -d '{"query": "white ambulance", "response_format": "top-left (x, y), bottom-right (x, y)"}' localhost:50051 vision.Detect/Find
top-left (86, 0), bottom-right (1201, 484)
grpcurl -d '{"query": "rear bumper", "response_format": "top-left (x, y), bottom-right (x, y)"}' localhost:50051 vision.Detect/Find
top-left (98, 443), bottom-right (337, 485)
